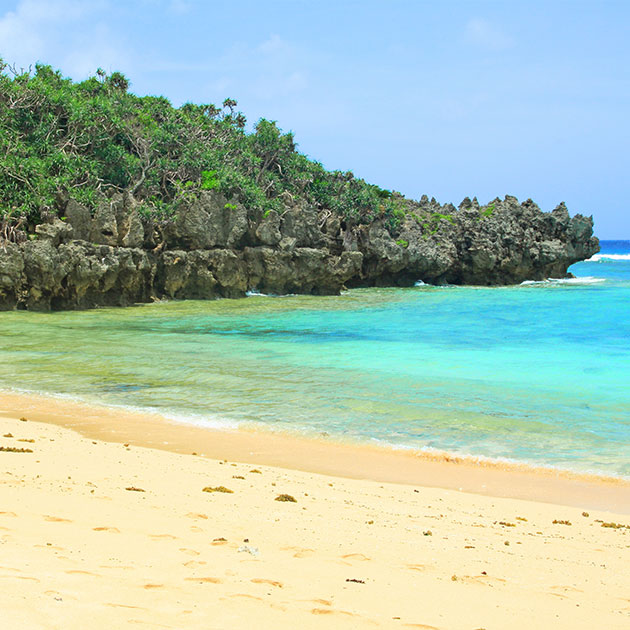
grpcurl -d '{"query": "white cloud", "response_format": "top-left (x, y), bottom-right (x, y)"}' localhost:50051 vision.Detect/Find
top-left (169, 0), bottom-right (191, 15)
top-left (258, 34), bottom-right (289, 55)
top-left (199, 35), bottom-right (310, 105)
top-left (465, 17), bottom-right (513, 51)
top-left (0, 0), bottom-right (129, 78)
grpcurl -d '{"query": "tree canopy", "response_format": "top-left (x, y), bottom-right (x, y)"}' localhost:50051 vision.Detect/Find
top-left (0, 61), bottom-right (406, 230)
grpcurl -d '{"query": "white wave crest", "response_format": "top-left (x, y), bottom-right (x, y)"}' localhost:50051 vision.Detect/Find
top-left (521, 276), bottom-right (605, 286)
top-left (586, 253), bottom-right (630, 262)
top-left (246, 289), bottom-right (297, 298)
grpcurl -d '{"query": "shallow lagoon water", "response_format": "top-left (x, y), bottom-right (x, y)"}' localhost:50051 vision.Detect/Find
top-left (1, 241), bottom-right (629, 478)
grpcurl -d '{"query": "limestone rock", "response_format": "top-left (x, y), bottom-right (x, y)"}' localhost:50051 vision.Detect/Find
top-left (167, 191), bottom-right (248, 249)
top-left (64, 200), bottom-right (91, 240)
top-left (0, 190), bottom-right (600, 310)
top-left (90, 202), bottom-right (119, 246)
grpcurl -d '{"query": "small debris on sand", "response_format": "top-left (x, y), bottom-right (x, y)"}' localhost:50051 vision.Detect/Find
top-left (0, 446), bottom-right (33, 453)
top-left (275, 494), bottom-right (297, 503)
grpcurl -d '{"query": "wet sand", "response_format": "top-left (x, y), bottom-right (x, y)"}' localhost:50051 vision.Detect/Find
top-left (0, 391), bottom-right (629, 628)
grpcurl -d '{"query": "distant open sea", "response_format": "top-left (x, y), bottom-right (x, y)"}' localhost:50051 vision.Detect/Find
top-left (1, 240), bottom-right (629, 478)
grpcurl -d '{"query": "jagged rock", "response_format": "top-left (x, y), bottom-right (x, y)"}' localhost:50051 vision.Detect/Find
top-left (160, 250), bottom-right (218, 299)
top-left (166, 192), bottom-right (248, 249)
top-left (280, 206), bottom-right (325, 247)
top-left (34, 218), bottom-right (73, 246)
top-left (90, 202), bottom-right (119, 246)
top-left (255, 211), bottom-right (282, 246)
top-left (120, 211), bottom-right (145, 248)
top-left (0, 192), bottom-right (599, 310)
top-left (0, 242), bottom-right (24, 309)
top-left (64, 200), bottom-right (91, 240)
top-left (245, 247), bottom-right (361, 295)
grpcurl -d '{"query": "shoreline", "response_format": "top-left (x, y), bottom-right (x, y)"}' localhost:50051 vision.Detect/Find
top-left (1, 399), bottom-right (630, 628)
top-left (1, 389), bottom-right (629, 514)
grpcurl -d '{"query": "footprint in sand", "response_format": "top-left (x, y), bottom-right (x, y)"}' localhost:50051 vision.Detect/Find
top-left (311, 608), bottom-right (358, 617)
top-left (0, 566), bottom-right (21, 573)
top-left (185, 513), bottom-right (208, 520)
top-left (127, 620), bottom-right (173, 628)
top-left (225, 593), bottom-right (263, 602)
top-left (0, 575), bottom-right (40, 582)
top-left (149, 534), bottom-right (177, 540)
top-left (467, 575), bottom-right (507, 587)
top-left (0, 511), bottom-right (17, 517)
top-left (93, 527), bottom-right (120, 533)
top-left (549, 592), bottom-right (569, 600)
top-left (309, 599), bottom-right (332, 607)
top-left (143, 584), bottom-right (164, 589)
top-left (280, 545), bottom-right (316, 558)
top-left (34, 544), bottom-right (65, 551)
top-left (183, 560), bottom-right (207, 568)
top-left (65, 570), bottom-right (99, 577)
top-left (105, 603), bottom-right (146, 610)
top-left (341, 553), bottom-right (371, 562)
top-left (550, 585), bottom-right (583, 593)
top-left (251, 578), bottom-right (283, 588)
top-left (406, 563), bottom-right (430, 572)
top-left (44, 516), bottom-right (72, 523)
top-left (184, 577), bottom-right (223, 584)
top-left (179, 548), bottom-right (200, 556)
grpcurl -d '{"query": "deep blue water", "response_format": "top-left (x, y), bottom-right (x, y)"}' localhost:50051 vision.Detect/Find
top-left (0, 240), bottom-right (628, 478)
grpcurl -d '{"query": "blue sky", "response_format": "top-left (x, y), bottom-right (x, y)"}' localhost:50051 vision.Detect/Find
top-left (1, 0), bottom-right (628, 238)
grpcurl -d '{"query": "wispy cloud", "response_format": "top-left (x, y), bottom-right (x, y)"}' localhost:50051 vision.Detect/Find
top-left (202, 34), bottom-right (311, 104)
top-left (258, 34), bottom-right (290, 55)
top-left (465, 17), bottom-right (513, 51)
top-left (0, 0), bottom-right (129, 77)
top-left (169, 0), bottom-right (191, 15)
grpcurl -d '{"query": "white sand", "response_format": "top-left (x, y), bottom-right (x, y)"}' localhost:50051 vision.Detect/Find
top-left (0, 401), bottom-right (629, 629)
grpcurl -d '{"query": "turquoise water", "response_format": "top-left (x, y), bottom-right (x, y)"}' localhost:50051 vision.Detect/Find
top-left (1, 240), bottom-right (629, 478)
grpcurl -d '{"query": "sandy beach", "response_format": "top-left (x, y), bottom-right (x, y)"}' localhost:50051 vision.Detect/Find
top-left (1, 392), bottom-right (629, 629)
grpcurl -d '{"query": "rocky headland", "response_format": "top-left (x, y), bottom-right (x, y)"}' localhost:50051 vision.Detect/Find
top-left (0, 191), bottom-right (598, 311)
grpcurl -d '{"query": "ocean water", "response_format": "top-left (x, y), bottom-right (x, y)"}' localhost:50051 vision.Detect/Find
top-left (1, 240), bottom-right (629, 478)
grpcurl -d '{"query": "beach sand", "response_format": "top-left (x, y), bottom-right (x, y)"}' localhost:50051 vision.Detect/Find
top-left (0, 392), bottom-right (629, 629)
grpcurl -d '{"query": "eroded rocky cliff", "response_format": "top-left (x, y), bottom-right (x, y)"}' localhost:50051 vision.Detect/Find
top-left (0, 192), bottom-right (599, 310)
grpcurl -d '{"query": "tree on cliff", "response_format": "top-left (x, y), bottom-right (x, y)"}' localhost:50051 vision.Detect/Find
top-left (0, 61), bottom-right (401, 233)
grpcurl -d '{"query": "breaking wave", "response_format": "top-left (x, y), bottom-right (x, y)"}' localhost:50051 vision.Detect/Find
top-left (587, 253), bottom-right (630, 262)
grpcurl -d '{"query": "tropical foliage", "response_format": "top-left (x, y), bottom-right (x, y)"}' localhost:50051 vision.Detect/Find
top-left (0, 61), bottom-right (405, 231)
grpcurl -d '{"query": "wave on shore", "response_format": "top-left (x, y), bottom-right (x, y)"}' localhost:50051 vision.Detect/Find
top-left (520, 276), bottom-right (606, 286)
top-left (587, 253), bottom-right (630, 262)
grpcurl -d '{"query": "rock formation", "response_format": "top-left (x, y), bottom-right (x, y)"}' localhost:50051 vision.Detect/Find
top-left (0, 192), bottom-right (599, 310)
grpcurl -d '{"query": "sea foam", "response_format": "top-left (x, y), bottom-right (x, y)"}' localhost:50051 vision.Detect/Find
top-left (587, 253), bottom-right (630, 262)
top-left (520, 276), bottom-right (605, 286)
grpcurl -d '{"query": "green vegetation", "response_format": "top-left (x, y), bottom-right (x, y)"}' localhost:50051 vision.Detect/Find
top-left (479, 203), bottom-right (495, 219)
top-left (420, 212), bottom-right (454, 237)
top-left (0, 60), bottom-right (407, 231)
top-left (396, 239), bottom-right (409, 248)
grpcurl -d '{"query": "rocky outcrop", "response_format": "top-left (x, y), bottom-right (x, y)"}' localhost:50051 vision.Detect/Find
top-left (0, 192), bottom-right (599, 310)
